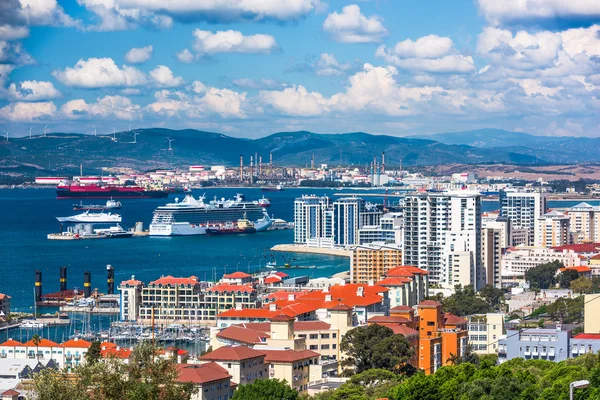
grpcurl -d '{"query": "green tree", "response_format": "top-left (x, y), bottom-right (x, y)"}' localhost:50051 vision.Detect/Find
top-left (441, 285), bottom-right (491, 316)
top-left (231, 379), bottom-right (298, 400)
top-left (32, 333), bottom-right (41, 361)
top-left (33, 342), bottom-right (195, 400)
top-left (571, 276), bottom-right (593, 294)
top-left (547, 297), bottom-right (584, 324)
top-left (340, 325), bottom-right (413, 375)
top-left (84, 340), bottom-right (101, 365)
top-left (478, 285), bottom-right (505, 309)
top-left (525, 260), bottom-right (563, 289)
top-left (557, 269), bottom-right (580, 289)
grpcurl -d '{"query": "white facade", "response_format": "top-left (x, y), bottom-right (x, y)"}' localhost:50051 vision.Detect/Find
top-left (358, 212), bottom-right (403, 245)
top-left (467, 313), bottom-right (505, 354)
top-left (499, 190), bottom-right (547, 246)
top-left (501, 247), bottom-right (582, 282)
top-left (535, 211), bottom-right (570, 247)
top-left (482, 215), bottom-right (511, 249)
top-left (403, 192), bottom-right (483, 290)
top-left (567, 202), bottom-right (600, 243)
top-left (293, 195), bottom-right (332, 245)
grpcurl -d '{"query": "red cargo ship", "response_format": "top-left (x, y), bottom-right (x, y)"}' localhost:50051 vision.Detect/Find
top-left (56, 183), bottom-right (169, 199)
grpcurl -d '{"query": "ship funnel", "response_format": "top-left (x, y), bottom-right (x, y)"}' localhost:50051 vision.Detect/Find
top-left (35, 270), bottom-right (42, 303)
top-left (107, 265), bottom-right (115, 295)
top-left (84, 271), bottom-right (91, 298)
top-left (60, 266), bottom-right (67, 292)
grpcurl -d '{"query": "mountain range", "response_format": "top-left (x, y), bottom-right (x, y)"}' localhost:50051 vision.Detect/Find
top-left (0, 128), bottom-right (597, 176)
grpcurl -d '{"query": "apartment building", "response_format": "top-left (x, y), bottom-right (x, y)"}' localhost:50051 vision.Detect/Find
top-left (0, 294), bottom-right (10, 317)
top-left (177, 363), bottom-right (234, 400)
top-left (498, 328), bottom-right (571, 363)
top-left (499, 189), bottom-right (547, 246)
top-left (377, 265), bottom-right (429, 308)
top-left (567, 202), bottom-right (600, 243)
top-left (263, 349), bottom-right (320, 394)
top-left (482, 214), bottom-right (511, 248)
top-left (467, 313), bottom-right (505, 354)
top-left (403, 192), bottom-right (483, 290)
top-left (358, 212), bottom-right (403, 245)
top-left (535, 211), bottom-right (570, 247)
top-left (501, 247), bottom-right (582, 285)
top-left (350, 243), bottom-right (403, 284)
top-left (0, 338), bottom-right (90, 370)
top-left (198, 346), bottom-right (267, 385)
top-left (482, 228), bottom-right (502, 288)
top-left (118, 276), bottom-right (143, 321)
top-left (293, 195), bottom-right (333, 246)
top-left (205, 284), bottom-right (257, 313)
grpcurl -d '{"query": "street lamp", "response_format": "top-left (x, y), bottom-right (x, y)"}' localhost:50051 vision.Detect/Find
top-left (570, 380), bottom-right (589, 400)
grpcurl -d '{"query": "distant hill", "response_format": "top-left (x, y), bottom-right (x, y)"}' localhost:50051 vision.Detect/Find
top-left (0, 127), bottom-right (590, 176)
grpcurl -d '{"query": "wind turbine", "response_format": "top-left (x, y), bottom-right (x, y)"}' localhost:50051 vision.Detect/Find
top-left (167, 137), bottom-right (174, 151)
top-left (92, 126), bottom-right (96, 137)
top-left (43, 125), bottom-right (48, 137)
top-left (128, 118), bottom-right (131, 132)
top-left (112, 127), bottom-right (117, 141)
top-left (29, 127), bottom-right (32, 139)
top-left (4, 130), bottom-right (8, 141)
top-left (133, 131), bottom-right (139, 144)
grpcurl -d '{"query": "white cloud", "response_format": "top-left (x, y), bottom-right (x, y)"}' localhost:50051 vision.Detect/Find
top-left (191, 81), bottom-right (207, 94)
top-left (124, 45), bottom-right (153, 64)
top-left (192, 29), bottom-right (278, 55)
top-left (176, 48), bottom-right (195, 63)
top-left (0, 65), bottom-right (15, 86)
top-left (0, 101), bottom-right (56, 122)
top-left (60, 95), bottom-right (140, 120)
top-left (14, 0), bottom-right (79, 28)
top-left (476, 0), bottom-right (600, 27)
top-left (52, 57), bottom-right (147, 88)
top-left (323, 5), bottom-right (388, 43)
top-left (6, 80), bottom-right (61, 101)
top-left (0, 40), bottom-right (34, 64)
top-left (200, 88), bottom-right (247, 118)
top-left (315, 53), bottom-right (351, 76)
top-left (258, 85), bottom-right (329, 116)
top-left (149, 65), bottom-right (184, 87)
top-left (232, 78), bottom-right (284, 90)
top-left (376, 35), bottom-right (475, 73)
top-left (0, 25), bottom-right (29, 40)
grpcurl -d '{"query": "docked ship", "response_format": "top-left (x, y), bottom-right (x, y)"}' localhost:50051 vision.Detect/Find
top-left (149, 194), bottom-right (272, 236)
top-left (261, 184), bottom-right (284, 192)
top-left (254, 196), bottom-right (271, 207)
top-left (57, 183), bottom-right (169, 199)
top-left (57, 211), bottom-right (122, 223)
top-left (73, 198), bottom-right (122, 210)
top-left (206, 217), bottom-right (256, 235)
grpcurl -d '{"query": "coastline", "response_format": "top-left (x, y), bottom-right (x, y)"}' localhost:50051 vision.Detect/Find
top-left (270, 244), bottom-right (352, 258)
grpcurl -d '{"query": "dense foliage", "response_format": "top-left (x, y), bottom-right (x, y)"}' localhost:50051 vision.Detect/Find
top-left (32, 342), bottom-right (195, 400)
top-left (311, 353), bottom-right (600, 400)
top-left (438, 285), bottom-right (502, 316)
top-left (547, 297), bottom-right (584, 323)
top-left (340, 324), bottom-right (414, 375)
top-left (232, 379), bottom-right (298, 400)
top-left (525, 261), bottom-right (563, 290)
top-left (557, 269), bottom-right (580, 289)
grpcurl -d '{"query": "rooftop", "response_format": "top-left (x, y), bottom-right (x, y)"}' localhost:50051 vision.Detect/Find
top-left (149, 275), bottom-right (198, 286)
top-left (222, 272), bottom-right (252, 279)
top-left (177, 362), bottom-right (231, 385)
top-left (216, 325), bottom-right (270, 345)
top-left (200, 346), bottom-right (265, 361)
top-left (262, 349), bottom-right (320, 363)
top-left (207, 284), bottom-right (255, 293)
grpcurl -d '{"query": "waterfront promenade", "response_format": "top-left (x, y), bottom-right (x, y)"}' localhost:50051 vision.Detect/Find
top-left (270, 244), bottom-right (351, 258)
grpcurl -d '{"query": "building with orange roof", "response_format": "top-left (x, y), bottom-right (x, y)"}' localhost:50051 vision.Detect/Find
top-left (199, 346), bottom-right (267, 385)
top-left (221, 271), bottom-right (253, 284)
top-left (350, 243), bottom-right (403, 284)
top-left (60, 338), bottom-right (91, 368)
top-left (501, 246), bottom-right (583, 285)
top-left (206, 284), bottom-right (257, 313)
top-left (0, 337), bottom-right (71, 369)
top-left (559, 265), bottom-right (592, 278)
top-left (118, 276), bottom-right (144, 321)
top-left (262, 349), bottom-right (320, 393)
top-left (535, 211), bottom-right (570, 248)
top-left (377, 265), bottom-right (428, 308)
top-left (177, 362), bottom-right (234, 400)
top-left (100, 342), bottom-right (132, 363)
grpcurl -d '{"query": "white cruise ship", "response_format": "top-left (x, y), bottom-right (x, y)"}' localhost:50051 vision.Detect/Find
top-left (149, 194), bottom-right (272, 236)
top-left (56, 211), bottom-right (122, 223)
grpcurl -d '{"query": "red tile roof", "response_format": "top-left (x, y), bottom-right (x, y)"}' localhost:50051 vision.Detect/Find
top-left (390, 305), bottom-right (414, 312)
top-left (177, 362), bottom-right (231, 385)
top-left (418, 300), bottom-right (442, 307)
top-left (553, 243), bottom-right (600, 253)
top-left (120, 278), bottom-right (143, 286)
top-left (368, 315), bottom-right (410, 324)
top-left (200, 346), bottom-right (265, 361)
top-left (217, 326), bottom-right (270, 345)
top-left (149, 275), bottom-right (198, 286)
top-left (2, 389), bottom-right (19, 396)
top-left (61, 338), bottom-right (91, 348)
top-left (0, 339), bottom-right (23, 347)
top-left (271, 314), bottom-right (295, 322)
top-left (264, 276), bottom-right (282, 284)
top-left (574, 333), bottom-right (600, 340)
top-left (388, 324), bottom-right (419, 337)
top-left (386, 266), bottom-right (428, 277)
top-left (294, 321), bottom-right (331, 331)
top-left (559, 266), bottom-right (592, 273)
top-left (590, 254), bottom-right (600, 260)
top-left (262, 349), bottom-right (319, 363)
top-left (328, 304), bottom-right (352, 311)
top-left (207, 284), bottom-right (255, 293)
top-left (223, 272), bottom-right (252, 279)
top-left (101, 346), bottom-right (132, 359)
top-left (273, 272), bottom-right (289, 278)
top-left (377, 277), bottom-right (412, 286)
top-left (23, 338), bottom-right (60, 347)
top-left (0, 294), bottom-right (9, 300)
top-left (444, 313), bottom-right (468, 326)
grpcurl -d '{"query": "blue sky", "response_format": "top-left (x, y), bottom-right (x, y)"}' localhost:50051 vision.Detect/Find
top-left (0, 0), bottom-right (599, 138)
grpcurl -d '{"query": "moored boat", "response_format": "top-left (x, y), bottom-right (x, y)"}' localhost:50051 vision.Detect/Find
top-left (73, 198), bottom-right (122, 210)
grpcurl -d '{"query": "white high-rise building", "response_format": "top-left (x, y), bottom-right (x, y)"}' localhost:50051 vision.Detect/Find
top-left (535, 211), bottom-right (570, 247)
top-left (293, 195), bottom-right (332, 245)
top-left (403, 191), bottom-right (483, 290)
top-left (499, 189), bottom-right (547, 246)
top-left (567, 202), bottom-right (600, 243)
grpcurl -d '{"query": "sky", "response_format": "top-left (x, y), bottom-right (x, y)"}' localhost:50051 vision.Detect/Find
top-left (0, 0), bottom-right (599, 138)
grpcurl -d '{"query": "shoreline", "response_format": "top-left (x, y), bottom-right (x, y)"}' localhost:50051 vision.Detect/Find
top-left (270, 244), bottom-right (352, 258)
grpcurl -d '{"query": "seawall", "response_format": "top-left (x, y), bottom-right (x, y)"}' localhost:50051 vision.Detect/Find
top-left (270, 244), bottom-right (351, 258)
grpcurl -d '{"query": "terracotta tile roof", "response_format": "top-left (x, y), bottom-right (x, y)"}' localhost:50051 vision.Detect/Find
top-left (386, 266), bottom-right (428, 277)
top-left (262, 349), bottom-right (320, 363)
top-left (120, 278), bottom-right (143, 286)
top-left (200, 346), bottom-right (265, 361)
top-left (559, 266), bottom-right (592, 273)
top-left (0, 293), bottom-right (9, 300)
top-left (377, 277), bottom-right (412, 286)
top-left (368, 315), bottom-right (410, 324)
top-left (443, 313), bottom-right (468, 326)
top-left (0, 339), bottom-right (23, 347)
top-left (388, 325), bottom-right (419, 337)
top-left (101, 346), bottom-right (132, 359)
top-left (574, 333), bottom-right (600, 339)
top-left (263, 290), bottom-right (309, 302)
top-left (590, 254), bottom-right (600, 260)
top-left (100, 342), bottom-right (117, 349)
top-left (223, 272), bottom-right (252, 279)
top-left (207, 284), bottom-right (255, 293)
top-left (61, 338), bottom-right (91, 348)
top-left (23, 338), bottom-right (61, 347)
top-left (390, 305), bottom-right (414, 312)
top-left (418, 300), bottom-right (442, 307)
top-left (264, 276), bottom-right (282, 284)
top-left (273, 272), bottom-right (289, 278)
top-left (271, 314), bottom-right (295, 322)
top-left (294, 321), bottom-right (331, 331)
top-left (2, 389), bottom-right (19, 396)
top-left (177, 362), bottom-right (231, 385)
top-left (553, 243), bottom-right (600, 253)
top-left (217, 325), bottom-right (270, 345)
top-left (149, 275), bottom-right (198, 286)
top-left (328, 304), bottom-right (352, 311)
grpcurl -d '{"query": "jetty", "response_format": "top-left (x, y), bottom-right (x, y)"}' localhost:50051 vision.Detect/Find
top-left (270, 244), bottom-right (351, 258)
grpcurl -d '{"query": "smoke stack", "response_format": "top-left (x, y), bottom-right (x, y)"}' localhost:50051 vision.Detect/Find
top-left (84, 271), bottom-right (91, 298)
top-left (250, 155), bottom-right (254, 182)
top-left (35, 270), bottom-right (42, 303)
top-left (60, 266), bottom-right (67, 292)
top-left (239, 155), bottom-right (243, 182)
top-left (311, 152), bottom-right (315, 169)
top-left (259, 155), bottom-right (262, 177)
top-left (270, 152), bottom-right (273, 167)
top-left (381, 151), bottom-right (385, 173)
top-left (107, 265), bottom-right (114, 295)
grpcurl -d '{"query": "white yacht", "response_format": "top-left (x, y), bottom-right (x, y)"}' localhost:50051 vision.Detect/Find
top-left (56, 211), bottom-right (122, 223)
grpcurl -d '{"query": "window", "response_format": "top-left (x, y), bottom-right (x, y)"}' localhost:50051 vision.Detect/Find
top-left (310, 345), bottom-right (318, 350)
top-left (427, 321), bottom-right (435, 326)
top-left (309, 334), bottom-right (318, 339)
top-left (321, 334), bottom-right (330, 339)
top-left (321, 345), bottom-right (330, 350)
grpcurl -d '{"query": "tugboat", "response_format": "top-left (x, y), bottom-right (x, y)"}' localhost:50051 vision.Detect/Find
top-left (205, 216), bottom-right (257, 235)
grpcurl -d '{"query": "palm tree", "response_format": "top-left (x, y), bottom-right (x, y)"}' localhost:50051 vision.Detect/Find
top-left (31, 334), bottom-right (41, 361)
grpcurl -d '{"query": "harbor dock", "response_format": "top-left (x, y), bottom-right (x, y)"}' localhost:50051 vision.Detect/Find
top-left (270, 244), bottom-right (351, 258)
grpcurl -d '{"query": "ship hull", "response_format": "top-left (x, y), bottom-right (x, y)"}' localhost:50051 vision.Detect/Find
top-left (57, 188), bottom-right (168, 199)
